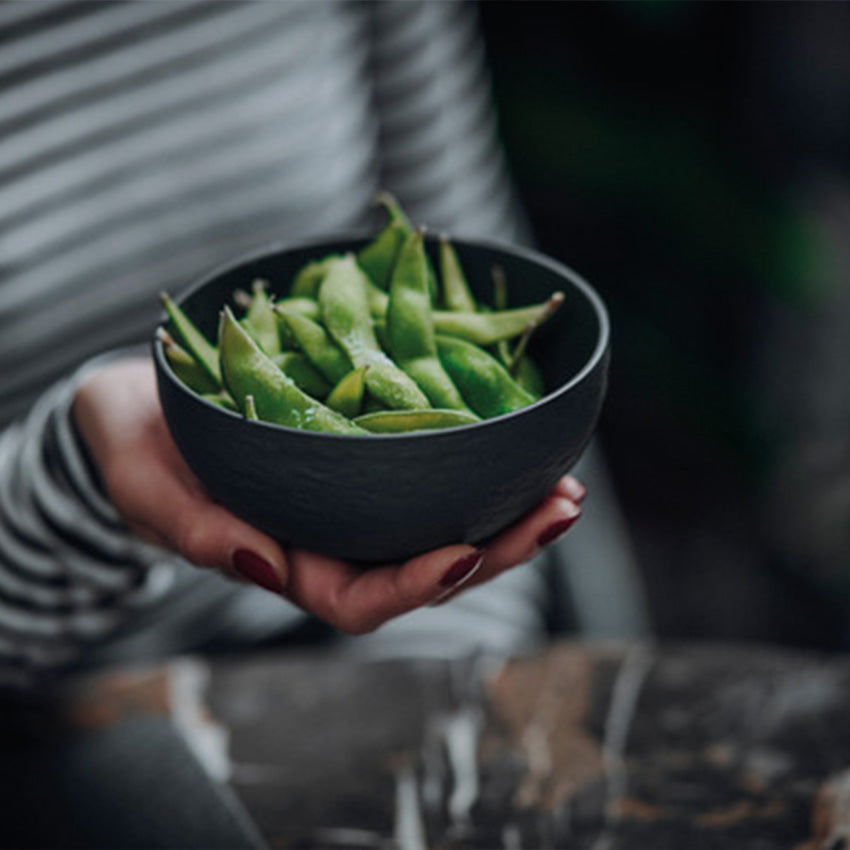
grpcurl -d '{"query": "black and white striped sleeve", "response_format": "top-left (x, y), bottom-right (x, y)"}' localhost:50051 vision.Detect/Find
top-left (0, 355), bottom-right (170, 689)
top-left (367, 0), bottom-right (532, 245)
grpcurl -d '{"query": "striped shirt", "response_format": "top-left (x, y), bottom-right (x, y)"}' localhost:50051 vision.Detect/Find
top-left (0, 0), bottom-right (542, 688)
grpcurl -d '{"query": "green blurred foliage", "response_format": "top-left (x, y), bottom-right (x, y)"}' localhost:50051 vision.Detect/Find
top-left (481, 2), bottom-right (835, 484)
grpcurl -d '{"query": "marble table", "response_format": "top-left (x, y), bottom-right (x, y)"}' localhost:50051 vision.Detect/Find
top-left (2, 641), bottom-right (849, 849)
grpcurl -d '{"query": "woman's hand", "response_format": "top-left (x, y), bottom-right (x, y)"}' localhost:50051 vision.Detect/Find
top-left (72, 357), bottom-right (584, 634)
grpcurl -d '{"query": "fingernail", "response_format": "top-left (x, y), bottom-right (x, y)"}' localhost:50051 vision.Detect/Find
top-left (537, 511), bottom-right (581, 547)
top-left (440, 551), bottom-right (484, 589)
top-left (563, 476), bottom-right (587, 503)
top-left (232, 549), bottom-right (284, 594)
top-left (430, 551), bottom-right (485, 606)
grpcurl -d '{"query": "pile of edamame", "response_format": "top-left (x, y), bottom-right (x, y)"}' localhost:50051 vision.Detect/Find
top-left (158, 194), bottom-right (563, 434)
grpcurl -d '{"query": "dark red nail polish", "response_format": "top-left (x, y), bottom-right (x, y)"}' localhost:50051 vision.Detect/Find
top-left (440, 551), bottom-right (484, 589)
top-left (232, 549), bottom-right (283, 594)
top-left (537, 513), bottom-right (580, 547)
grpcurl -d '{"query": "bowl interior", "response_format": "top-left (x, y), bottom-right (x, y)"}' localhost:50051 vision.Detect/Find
top-left (167, 234), bottom-right (606, 403)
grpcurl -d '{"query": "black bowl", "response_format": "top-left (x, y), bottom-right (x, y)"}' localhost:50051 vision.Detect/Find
top-left (153, 234), bottom-right (609, 564)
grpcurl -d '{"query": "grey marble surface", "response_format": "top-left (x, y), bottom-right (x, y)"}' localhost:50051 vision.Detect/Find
top-left (3, 640), bottom-right (850, 849)
top-left (206, 642), bottom-right (850, 849)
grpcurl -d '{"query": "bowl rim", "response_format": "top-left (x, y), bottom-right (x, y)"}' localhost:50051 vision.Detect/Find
top-left (153, 231), bottom-right (610, 441)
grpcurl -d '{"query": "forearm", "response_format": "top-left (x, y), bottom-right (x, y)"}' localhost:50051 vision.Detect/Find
top-left (0, 356), bottom-right (167, 688)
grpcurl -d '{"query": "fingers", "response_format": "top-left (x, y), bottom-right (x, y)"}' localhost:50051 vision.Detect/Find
top-left (433, 476), bottom-right (584, 604)
top-left (482, 492), bottom-right (581, 576)
top-left (555, 474), bottom-right (586, 504)
top-left (283, 544), bottom-right (484, 635)
top-left (281, 474), bottom-right (586, 633)
top-left (79, 356), bottom-right (585, 626)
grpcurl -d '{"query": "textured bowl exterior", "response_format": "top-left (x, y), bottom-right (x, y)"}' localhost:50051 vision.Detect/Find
top-left (153, 234), bottom-right (609, 563)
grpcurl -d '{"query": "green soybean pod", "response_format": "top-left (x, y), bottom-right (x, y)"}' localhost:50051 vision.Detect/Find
top-left (290, 254), bottom-right (342, 298)
top-left (432, 292), bottom-right (564, 346)
top-left (507, 290), bottom-right (563, 370)
top-left (376, 189), bottom-right (413, 229)
top-left (274, 308), bottom-right (352, 385)
top-left (272, 351), bottom-right (333, 399)
top-left (201, 392), bottom-right (239, 412)
top-left (158, 328), bottom-right (221, 395)
top-left (358, 219), bottom-right (408, 292)
top-left (486, 264), bottom-right (549, 398)
top-left (219, 307), bottom-right (366, 435)
top-left (356, 192), bottom-right (412, 290)
top-left (325, 365), bottom-right (368, 419)
top-left (274, 296), bottom-right (321, 322)
top-left (439, 234), bottom-right (477, 313)
top-left (372, 316), bottom-right (390, 351)
top-left (357, 194), bottom-right (440, 301)
top-left (436, 334), bottom-right (536, 419)
top-left (319, 255), bottom-right (430, 411)
top-left (386, 229), bottom-right (471, 412)
top-left (244, 394), bottom-right (259, 420)
top-left (272, 296), bottom-right (320, 350)
top-left (159, 292), bottom-right (221, 384)
top-left (513, 355), bottom-right (546, 400)
top-left (367, 292), bottom-right (565, 346)
top-left (365, 277), bottom-right (390, 318)
top-left (354, 408), bottom-right (480, 433)
top-left (241, 279), bottom-right (281, 357)
top-left (489, 263), bottom-right (513, 367)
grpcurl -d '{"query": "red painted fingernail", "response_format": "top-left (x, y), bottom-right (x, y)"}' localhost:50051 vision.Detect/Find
top-left (537, 512), bottom-right (581, 547)
top-left (439, 551), bottom-right (484, 589)
top-left (232, 549), bottom-right (283, 594)
top-left (563, 477), bottom-right (587, 503)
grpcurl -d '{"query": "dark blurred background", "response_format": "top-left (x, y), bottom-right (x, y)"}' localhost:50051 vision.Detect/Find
top-left (478, 0), bottom-right (850, 651)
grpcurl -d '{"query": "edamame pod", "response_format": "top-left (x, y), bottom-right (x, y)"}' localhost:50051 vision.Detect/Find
top-left (440, 234), bottom-right (477, 312)
top-left (274, 308), bottom-right (352, 385)
top-left (371, 315), bottom-right (541, 401)
top-left (436, 334), bottom-right (537, 418)
top-left (376, 190), bottom-right (413, 229)
top-left (319, 255), bottom-right (430, 410)
top-left (272, 296), bottom-right (320, 349)
top-left (158, 328), bottom-right (221, 395)
top-left (356, 192), bottom-right (412, 290)
top-left (219, 307), bottom-right (365, 434)
top-left (290, 254), bottom-right (342, 298)
top-left (365, 278), bottom-right (390, 317)
top-left (201, 392), bottom-right (239, 412)
top-left (241, 279), bottom-right (281, 357)
top-left (488, 264), bottom-right (547, 397)
top-left (369, 292), bottom-right (564, 346)
top-left (357, 220), bottom-right (408, 291)
top-left (490, 264), bottom-right (513, 367)
top-left (508, 290), bottom-right (564, 373)
top-left (244, 394), bottom-right (259, 420)
top-left (356, 194), bottom-right (439, 301)
top-left (386, 229), bottom-right (471, 412)
top-left (274, 296), bottom-right (321, 322)
top-left (160, 292), bottom-right (221, 384)
top-left (325, 365), bottom-right (368, 419)
top-left (513, 356), bottom-right (546, 399)
top-left (354, 408), bottom-right (479, 433)
top-left (432, 293), bottom-right (564, 346)
top-left (272, 351), bottom-right (333, 399)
